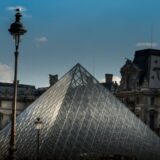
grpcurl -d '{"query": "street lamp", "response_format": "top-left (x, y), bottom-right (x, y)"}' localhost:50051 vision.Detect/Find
top-left (8, 8), bottom-right (27, 160)
top-left (35, 117), bottom-right (43, 160)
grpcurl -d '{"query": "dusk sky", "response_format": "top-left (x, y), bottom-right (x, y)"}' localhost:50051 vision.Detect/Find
top-left (1, 0), bottom-right (160, 87)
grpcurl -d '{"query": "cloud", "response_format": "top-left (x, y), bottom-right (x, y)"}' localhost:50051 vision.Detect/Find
top-left (0, 64), bottom-right (13, 83)
top-left (136, 42), bottom-right (158, 48)
top-left (100, 75), bottom-right (121, 85)
top-left (35, 37), bottom-right (48, 43)
top-left (7, 6), bottom-right (27, 12)
top-left (35, 37), bottom-right (48, 47)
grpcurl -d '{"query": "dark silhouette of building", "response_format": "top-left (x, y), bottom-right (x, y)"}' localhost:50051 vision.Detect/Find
top-left (102, 74), bottom-right (118, 93)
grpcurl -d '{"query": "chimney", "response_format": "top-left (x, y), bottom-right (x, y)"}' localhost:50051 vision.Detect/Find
top-left (49, 74), bottom-right (58, 86)
top-left (105, 74), bottom-right (113, 83)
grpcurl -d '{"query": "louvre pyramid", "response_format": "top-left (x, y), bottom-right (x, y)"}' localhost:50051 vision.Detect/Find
top-left (0, 64), bottom-right (160, 160)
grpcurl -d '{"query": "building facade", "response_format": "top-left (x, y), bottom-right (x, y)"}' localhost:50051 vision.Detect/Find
top-left (0, 74), bottom-right (58, 129)
top-left (0, 82), bottom-right (37, 129)
top-left (116, 49), bottom-right (160, 135)
top-left (101, 74), bottom-right (119, 93)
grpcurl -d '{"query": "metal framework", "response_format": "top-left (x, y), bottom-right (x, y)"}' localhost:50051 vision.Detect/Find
top-left (0, 64), bottom-right (160, 160)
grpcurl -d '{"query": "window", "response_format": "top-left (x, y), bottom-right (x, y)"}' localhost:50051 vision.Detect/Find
top-left (151, 97), bottom-right (155, 105)
top-left (150, 111), bottom-right (155, 130)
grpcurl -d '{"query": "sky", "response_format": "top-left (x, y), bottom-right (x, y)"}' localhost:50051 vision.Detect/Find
top-left (1, 0), bottom-right (160, 87)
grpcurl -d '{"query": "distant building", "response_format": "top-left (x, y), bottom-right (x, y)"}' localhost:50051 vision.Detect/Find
top-left (0, 82), bottom-right (37, 129)
top-left (116, 49), bottom-right (160, 135)
top-left (0, 74), bottom-right (58, 129)
top-left (101, 73), bottom-right (119, 93)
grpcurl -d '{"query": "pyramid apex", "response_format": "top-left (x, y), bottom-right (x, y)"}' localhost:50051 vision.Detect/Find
top-left (71, 63), bottom-right (84, 71)
top-left (75, 63), bottom-right (82, 67)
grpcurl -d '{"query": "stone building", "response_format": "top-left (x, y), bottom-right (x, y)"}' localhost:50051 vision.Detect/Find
top-left (0, 82), bottom-right (37, 129)
top-left (116, 49), bottom-right (160, 135)
top-left (101, 74), bottom-right (119, 93)
top-left (0, 74), bottom-right (58, 129)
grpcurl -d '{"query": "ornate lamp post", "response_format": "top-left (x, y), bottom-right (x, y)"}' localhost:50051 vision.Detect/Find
top-left (8, 8), bottom-right (27, 160)
top-left (35, 117), bottom-right (43, 160)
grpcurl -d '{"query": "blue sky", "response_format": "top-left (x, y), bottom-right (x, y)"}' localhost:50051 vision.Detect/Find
top-left (0, 0), bottom-right (160, 87)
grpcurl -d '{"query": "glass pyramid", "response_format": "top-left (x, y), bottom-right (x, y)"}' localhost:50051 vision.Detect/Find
top-left (0, 64), bottom-right (160, 160)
